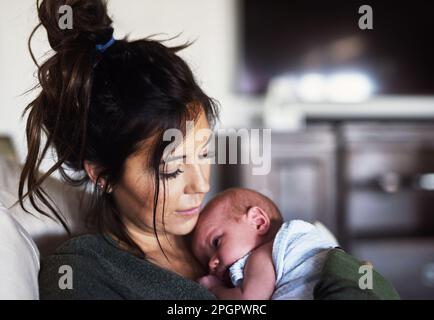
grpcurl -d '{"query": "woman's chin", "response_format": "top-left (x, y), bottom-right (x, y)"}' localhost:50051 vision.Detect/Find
top-left (169, 214), bottom-right (200, 235)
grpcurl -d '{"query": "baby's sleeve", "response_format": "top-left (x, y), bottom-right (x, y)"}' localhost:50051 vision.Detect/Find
top-left (228, 252), bottom-right (252, 287)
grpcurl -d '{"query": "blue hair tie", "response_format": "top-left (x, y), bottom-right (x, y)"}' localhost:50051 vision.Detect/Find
top-left (96, 37), bottom-right (115, 53)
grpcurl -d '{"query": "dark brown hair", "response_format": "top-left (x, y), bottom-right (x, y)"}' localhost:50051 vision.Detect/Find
top-left (18, 0), bottom-right (219, 257)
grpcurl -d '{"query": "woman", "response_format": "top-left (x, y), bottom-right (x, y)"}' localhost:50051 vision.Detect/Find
top-left (19, 0), bottom-right (218, 299)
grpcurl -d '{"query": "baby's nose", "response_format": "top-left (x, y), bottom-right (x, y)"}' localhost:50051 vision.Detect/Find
top-left (208, 257), bottom-right (219, 273)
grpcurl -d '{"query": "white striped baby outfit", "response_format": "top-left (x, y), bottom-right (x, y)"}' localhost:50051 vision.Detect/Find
top-left (229, 220), bottom-right (339, 299)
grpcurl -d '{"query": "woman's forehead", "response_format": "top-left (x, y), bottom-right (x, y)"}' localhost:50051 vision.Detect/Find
top-left (131, 110), bottom-right (211, 159)
top-left (163, 113), bottom-right (212, 160)
top-left (185, 111), bottom-right (211, 140)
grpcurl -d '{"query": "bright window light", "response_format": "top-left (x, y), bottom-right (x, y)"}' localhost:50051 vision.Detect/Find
top-left (296, 73), bottom-right (326, 102)
top-left (326, 72), bottom-right (374, 102)
top-left (268, 71), bottom-right (374, 103)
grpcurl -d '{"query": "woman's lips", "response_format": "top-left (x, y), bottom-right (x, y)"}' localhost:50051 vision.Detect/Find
top-left (175, 205), bottom-right (201, 215)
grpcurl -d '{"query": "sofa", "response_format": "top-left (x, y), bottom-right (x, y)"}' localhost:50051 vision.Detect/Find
top-left (0, 155), bottom-right (91, 299)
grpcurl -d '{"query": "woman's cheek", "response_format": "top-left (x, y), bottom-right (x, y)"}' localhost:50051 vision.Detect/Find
top-left (204, 163), bottom-right (211, 181)
top-left (158, 177), bottom-right (183, 211)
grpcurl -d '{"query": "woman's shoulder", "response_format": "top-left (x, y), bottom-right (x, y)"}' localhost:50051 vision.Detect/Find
top-left (40, 234), bottom-right (116, 273)
top-left (52, 233), bottom-right (112, 256)
top-left (39, 233), bottom-right (215, 300)
top-left (39, 234), bottom-right (123, 299)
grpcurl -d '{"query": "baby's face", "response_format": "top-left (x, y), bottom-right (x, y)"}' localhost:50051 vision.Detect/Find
top-left (192, 201), bottom-right (259, 280)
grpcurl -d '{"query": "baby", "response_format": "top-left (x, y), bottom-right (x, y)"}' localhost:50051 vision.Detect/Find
top-left (192, 187), bottom-right (339, 300)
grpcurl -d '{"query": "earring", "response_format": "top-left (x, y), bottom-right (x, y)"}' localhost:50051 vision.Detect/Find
top-left (97, 182), bottom-right (113, 194)
top-left (97, 182), bottom-right (104, 192)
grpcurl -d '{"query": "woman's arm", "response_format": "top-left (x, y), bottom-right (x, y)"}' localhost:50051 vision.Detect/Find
top-left (313, 249), bottom-right (400, 300)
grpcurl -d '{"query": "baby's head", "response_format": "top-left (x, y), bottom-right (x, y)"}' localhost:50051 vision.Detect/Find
top-left (192, 188), bottom-right (282, 279)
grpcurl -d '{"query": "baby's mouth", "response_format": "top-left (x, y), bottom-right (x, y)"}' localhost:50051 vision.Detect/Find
top-left (213, 266), bottom-right (226, 280)
top-left (214, 267), bottom-right (233, 287)
top-left (222, 268), bottom-right (233, 287)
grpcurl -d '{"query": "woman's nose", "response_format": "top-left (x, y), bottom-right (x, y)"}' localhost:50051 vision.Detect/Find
top-left (186, 164), bottom-right (210, 194)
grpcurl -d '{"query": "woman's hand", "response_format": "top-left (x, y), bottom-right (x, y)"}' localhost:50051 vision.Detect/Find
top-left (197, 274), bottom-right (247, 300)
top-left (197, 274), bottom-right (224, 290)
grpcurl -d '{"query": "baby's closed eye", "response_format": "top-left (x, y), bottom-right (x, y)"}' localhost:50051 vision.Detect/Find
top-left (211, 236), bottom-right (220, 248)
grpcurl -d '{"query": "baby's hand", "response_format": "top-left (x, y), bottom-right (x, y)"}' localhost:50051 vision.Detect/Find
top-left (197, 274), bottom-right (223, 290)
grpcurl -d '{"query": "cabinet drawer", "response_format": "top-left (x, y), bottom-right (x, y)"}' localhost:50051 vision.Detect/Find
top-left (343, 123), bottom-right (434, 184)
top-left (346, 149), bottom-right (434, 185)
top-left (347, 190), bottom-right (434, 235)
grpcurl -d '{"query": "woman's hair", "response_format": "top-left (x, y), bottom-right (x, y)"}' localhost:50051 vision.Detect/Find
top-left (18, 0), bottom-right (219, 257)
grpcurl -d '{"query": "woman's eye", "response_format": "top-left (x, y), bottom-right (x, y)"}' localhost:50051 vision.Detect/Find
top-left (200, 150), bottom-right (215, 159)
top-left (160, 168), bottom-right (184, 180)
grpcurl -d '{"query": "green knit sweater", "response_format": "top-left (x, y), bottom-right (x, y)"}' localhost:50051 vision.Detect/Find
top-left (38, 234), bottom-right (399, 300)
top-left (313, 248), bottom-right (400, 300)
top-left (39, 234), bottom-right (215, 299)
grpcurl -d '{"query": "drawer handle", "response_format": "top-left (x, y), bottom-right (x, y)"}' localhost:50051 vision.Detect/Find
top-left (377, 172), bottom-right (401, 193)
top-left (376, 173), bottom-right (434, 192)
top-left (415, 173), bottom-right (434, 191)
top-left (421, 262), bottom-right (434, 287)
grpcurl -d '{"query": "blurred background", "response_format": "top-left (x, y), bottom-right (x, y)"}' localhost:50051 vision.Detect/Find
top-left (1, 0), bottom-right (434, 299)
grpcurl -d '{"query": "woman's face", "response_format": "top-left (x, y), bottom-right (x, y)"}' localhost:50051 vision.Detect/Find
top-left (113, 111), bottom-right (213, 237)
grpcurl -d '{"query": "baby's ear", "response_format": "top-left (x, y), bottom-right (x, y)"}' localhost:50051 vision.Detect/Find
top-left (246, 206), bottom-right (270, 235)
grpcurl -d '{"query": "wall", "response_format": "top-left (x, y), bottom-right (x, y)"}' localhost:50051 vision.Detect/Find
top-left (0, 0), bottom-right (257, 176)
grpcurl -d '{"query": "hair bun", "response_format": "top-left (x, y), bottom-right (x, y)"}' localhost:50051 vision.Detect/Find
top-left (38, 0), bottom-right (113, 51)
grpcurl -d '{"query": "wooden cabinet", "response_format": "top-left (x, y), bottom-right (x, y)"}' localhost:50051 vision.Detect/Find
top-left (215, 121), bottom-right (434, 299)
top-left (343, 124), bottom-right (434, 238)
top-left (343, 123), bottom-right (434, 299)
top-left (216, 125), bottom-right (338, 234)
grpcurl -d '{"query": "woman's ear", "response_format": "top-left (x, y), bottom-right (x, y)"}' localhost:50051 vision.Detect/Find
top-left (246, 206), bottom-right (270, 235)
top-left (83, 160), bottom-right (102, 184)
top-left (83, 160), bottom-right (113, 193)
top-left (83, 160), bottom-right (112, 192)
